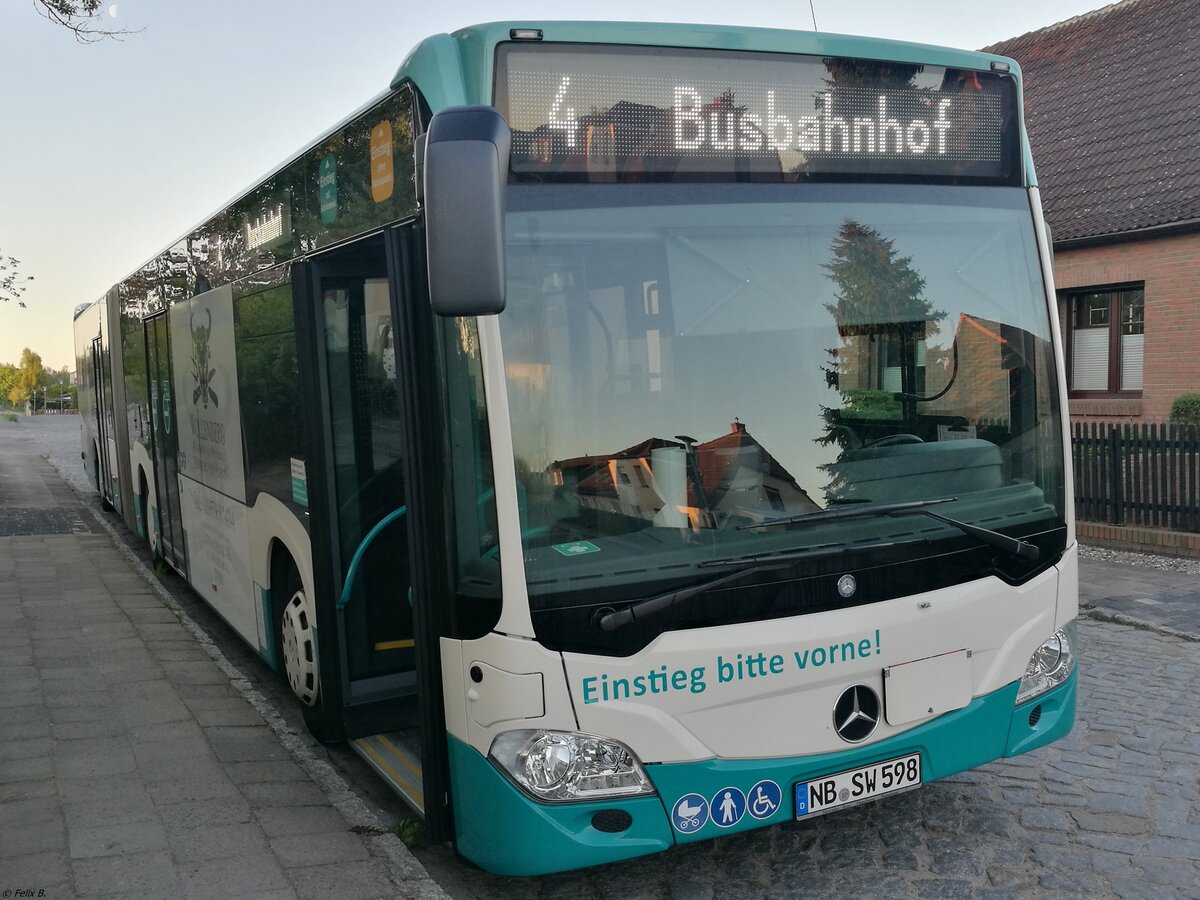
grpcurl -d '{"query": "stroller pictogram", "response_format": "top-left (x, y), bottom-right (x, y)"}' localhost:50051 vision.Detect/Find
top-left (671, 793), bottom-right (709, 833)
top-left (676, 797), bottom-right (703, 828)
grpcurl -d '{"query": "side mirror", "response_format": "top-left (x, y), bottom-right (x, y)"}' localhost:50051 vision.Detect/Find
top-left (423, 106), bottom-right (510, 317)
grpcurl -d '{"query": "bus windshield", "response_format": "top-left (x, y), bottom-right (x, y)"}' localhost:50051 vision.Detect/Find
top-left (498, 183), bottom-right (1065, 650)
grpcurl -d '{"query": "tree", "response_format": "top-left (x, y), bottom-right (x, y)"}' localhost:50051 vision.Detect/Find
top-left (819, 220), bottom-right (944, 426)
top-left (822, 220), bottom-right (940, 336)
top-left (0, 363), bottom-right (17, 408)
top-left (8, 348), bottom-right (45, 408)
top-left (1, 254), bottom-right (32, 307)
top-left (35, 1), bottom-right (142, 43)
top-left (817, 221), bottom-right (945, 502)
top-left (38, 365), bottom-right (76, 412)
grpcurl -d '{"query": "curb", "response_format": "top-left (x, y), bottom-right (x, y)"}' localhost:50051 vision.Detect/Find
top-left (1079, 604), bottom-right (1200, 644)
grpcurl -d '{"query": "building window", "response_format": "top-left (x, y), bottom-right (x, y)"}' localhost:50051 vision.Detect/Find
top-left (1065, 285), bottom-right (1144, 394)
top-left (878, 334), bottom-right (926, 394)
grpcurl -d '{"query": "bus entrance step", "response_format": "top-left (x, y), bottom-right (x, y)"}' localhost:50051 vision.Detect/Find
top-left (350, 731), bottom-right (424, 815)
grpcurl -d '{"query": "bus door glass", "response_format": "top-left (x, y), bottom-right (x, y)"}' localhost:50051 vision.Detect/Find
top-left (144, 313), bottom-right (186, 571)
top-left (317, 240), bottom-right (415, 694)
top-left (90, 335), bottom-right (113, 505)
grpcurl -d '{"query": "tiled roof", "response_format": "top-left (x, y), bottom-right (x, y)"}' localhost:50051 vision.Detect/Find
top-left (984, 0), bottom-right (1200, 244)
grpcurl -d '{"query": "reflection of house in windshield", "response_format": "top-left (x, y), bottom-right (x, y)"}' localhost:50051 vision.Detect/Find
top-left (834, 312), bottom-right (1044, 435)
top-left (821, 218), bottom-right (1049, 447)
top-left (548, 420), bottom-right (817, 529)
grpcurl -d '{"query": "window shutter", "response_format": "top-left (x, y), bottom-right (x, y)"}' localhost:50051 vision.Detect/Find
top-left (1120, 333), bottom-right (1144, 391)
top-left (1072, 330), bottom-right (1109, 391)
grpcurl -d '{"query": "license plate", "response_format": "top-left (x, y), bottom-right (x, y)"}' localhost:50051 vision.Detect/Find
top-left (795, 753), bottom-right (922, 818)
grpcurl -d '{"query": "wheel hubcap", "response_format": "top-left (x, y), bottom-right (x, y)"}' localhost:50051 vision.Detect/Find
top-left (281, 590), bottom-right (319, 706)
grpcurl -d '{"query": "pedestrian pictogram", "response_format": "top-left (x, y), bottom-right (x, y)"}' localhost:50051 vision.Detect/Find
top-left (710, 786), bottom-right (746, 828)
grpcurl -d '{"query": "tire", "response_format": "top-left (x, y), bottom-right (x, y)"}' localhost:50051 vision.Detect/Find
top-left (276, 563), bottom-right (320, 707)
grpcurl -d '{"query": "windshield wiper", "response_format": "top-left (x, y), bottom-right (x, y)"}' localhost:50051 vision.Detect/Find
top-left (741, 497), bottom-right (1040, 562)
top-left (915, 509), bottom-right (1040, 561)
top-left (595, 539), bottom-right (921, 632)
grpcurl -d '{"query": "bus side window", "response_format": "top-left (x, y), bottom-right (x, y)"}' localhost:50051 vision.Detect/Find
top-left (234, 275), bottom-right (305, 511)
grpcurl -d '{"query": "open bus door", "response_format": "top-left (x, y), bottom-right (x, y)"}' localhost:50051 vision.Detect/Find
top-left (295, 227), bottom-right (452, 841)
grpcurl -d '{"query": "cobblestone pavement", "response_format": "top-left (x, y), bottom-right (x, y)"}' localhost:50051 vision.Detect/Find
top-left (19, 416), bottom-right (1200, 898)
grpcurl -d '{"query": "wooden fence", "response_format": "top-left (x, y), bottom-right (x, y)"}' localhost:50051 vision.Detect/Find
top-left (1072, 422), bottom-right (1200, 531)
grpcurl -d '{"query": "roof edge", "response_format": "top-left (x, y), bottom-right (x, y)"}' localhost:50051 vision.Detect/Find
top-left (982, 0), bottom-right (1132, 51)
top-left (1055, 216), bottom-right (1200, 252)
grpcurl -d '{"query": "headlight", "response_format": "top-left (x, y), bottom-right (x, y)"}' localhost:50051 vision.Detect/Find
top-left (1016, 622), bottom-right (1076, 704)
top-left (488, 730), bottom-right (656, 802)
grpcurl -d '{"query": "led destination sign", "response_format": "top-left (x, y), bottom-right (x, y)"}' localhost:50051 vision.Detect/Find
top-left (496, 45), bottom-right (1019, 184)
top-left (669, 87), bottom-right (957, 157)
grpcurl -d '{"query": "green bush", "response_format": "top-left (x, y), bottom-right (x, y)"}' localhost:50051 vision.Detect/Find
top-left (841, 388), bottom-right (902, 420)
top-left (1169, 393), bottom-right (1200, 424)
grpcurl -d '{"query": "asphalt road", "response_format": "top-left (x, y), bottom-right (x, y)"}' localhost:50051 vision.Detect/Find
top-left (23, 414), bottom-right (1200, 899)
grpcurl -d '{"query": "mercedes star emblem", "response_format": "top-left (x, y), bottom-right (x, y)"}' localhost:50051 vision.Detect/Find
top-left (834, 684), bottom-right (880, 743)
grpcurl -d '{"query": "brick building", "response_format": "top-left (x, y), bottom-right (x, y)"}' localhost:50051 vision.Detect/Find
top-left (986, 0), bottom-right (1200, 423)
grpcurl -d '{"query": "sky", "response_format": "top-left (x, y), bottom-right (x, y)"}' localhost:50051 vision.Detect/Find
top-left (0, 0), bottom-right (1117, 371)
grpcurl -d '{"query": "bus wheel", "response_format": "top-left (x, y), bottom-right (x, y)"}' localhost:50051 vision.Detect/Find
top-left (278, 568), bottom-right (320, 707)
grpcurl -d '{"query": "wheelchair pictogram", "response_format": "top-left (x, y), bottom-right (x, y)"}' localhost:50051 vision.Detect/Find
top-left (747, 779), bottom-right (782, 820)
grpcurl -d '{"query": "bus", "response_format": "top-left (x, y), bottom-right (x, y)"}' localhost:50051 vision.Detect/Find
top-left (74, 21), bottom-right (1077, 876)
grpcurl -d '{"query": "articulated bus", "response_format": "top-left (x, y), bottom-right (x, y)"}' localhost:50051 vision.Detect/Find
top-left (74, 21), bottom-right (1077, 875)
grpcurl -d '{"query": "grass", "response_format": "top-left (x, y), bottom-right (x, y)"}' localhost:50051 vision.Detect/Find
top-left (3, 412), bottom-right (17, 423)
top-left (390, 816), bottom-right (426, 847)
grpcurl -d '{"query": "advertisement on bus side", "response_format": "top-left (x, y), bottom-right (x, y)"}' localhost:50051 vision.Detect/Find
top-left (169, 284), bottom-right (257, 645)
top-left (169, 284), bottom-right (247, 503)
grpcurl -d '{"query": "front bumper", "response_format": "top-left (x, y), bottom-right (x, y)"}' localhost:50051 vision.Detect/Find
top-left (448, 668), bottom-right (1076, 876)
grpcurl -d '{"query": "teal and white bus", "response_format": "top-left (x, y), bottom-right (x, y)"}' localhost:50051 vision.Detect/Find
top-left (74, 21), bottom-right (1077, 875)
